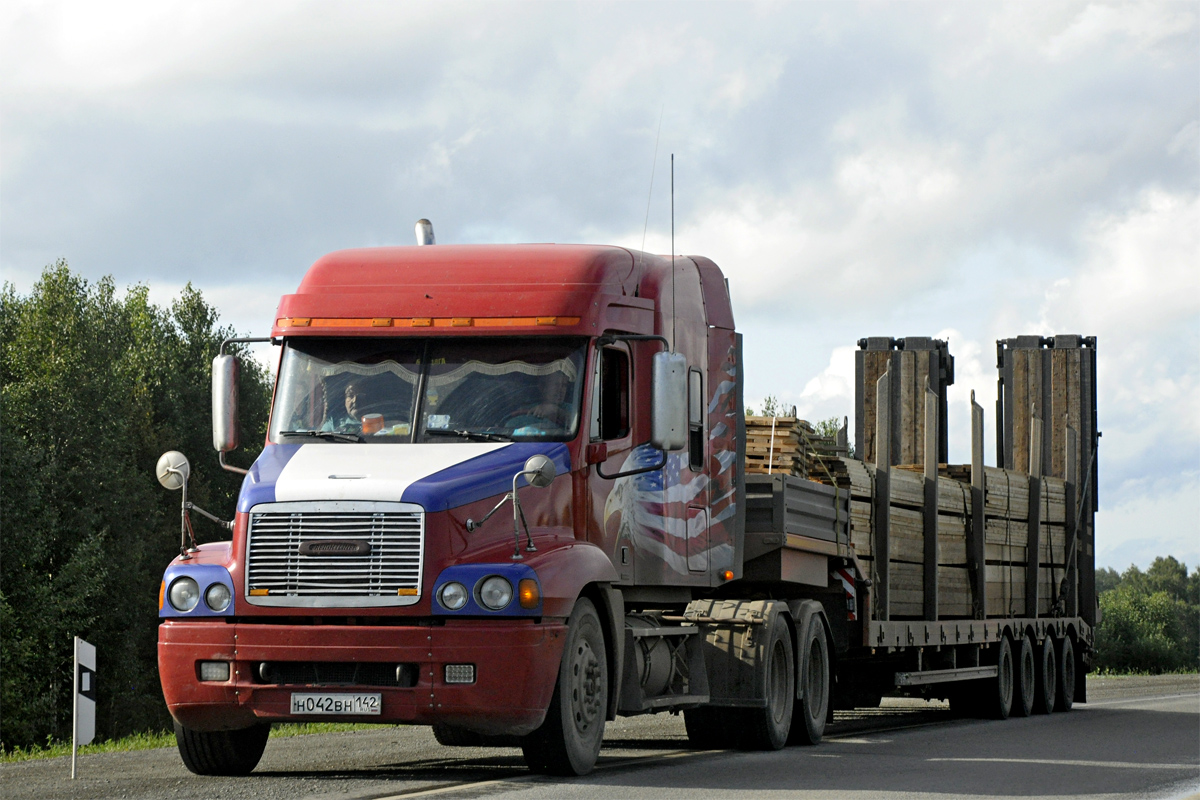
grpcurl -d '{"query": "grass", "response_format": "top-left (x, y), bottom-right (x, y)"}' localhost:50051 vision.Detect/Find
top-left (1090, 668), bottom-right (1199, 677)
top-left (1, 722), bottom-right (382, 763)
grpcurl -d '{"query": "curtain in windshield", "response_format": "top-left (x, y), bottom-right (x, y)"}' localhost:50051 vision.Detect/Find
top-left (269, 337), bottom-right (586, 443)
top-left (270, 339), bottom-right (423, 441)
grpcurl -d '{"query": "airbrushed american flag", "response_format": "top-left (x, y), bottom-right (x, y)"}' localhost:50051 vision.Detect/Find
top-left (604, 339), bottom-right (740, 580)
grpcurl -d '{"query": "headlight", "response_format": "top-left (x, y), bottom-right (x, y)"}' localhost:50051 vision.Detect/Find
top-left (168, 577), bottom-right (200, 612)
top-left (478, 576), bottom-right (513, 610)
top-left (438, 581), bottom-right (468, 611)
top-left (205, 583), bottom-right (232, 612)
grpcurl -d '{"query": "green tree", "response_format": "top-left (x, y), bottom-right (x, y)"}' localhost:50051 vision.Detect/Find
top-left (1095, 566), bottom-right (1121, 595)
top-left (1093, 557), bottom-right (1200, 674)
top-left (1, 262), bottom-right (271, 751)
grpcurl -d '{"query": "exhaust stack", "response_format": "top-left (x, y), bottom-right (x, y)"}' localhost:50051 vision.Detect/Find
top-left (415, 219), bottom-right (436, 246)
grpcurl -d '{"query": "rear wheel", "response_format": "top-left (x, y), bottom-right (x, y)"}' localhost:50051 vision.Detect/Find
top-left (1011, 634), bottom-right (1035, 718)
top-left (740, 613), bottom-right (794, 750)
top-left (173, 719), bottom-right (269, 776)
top-left (1055, 636), bottom-right (1076, 712)
top-left (1032, 636), bottom-right (1057, 714)
top-left (521, 598), bottom-right (608, 776)
top-left (788, 614), bottom-right (830, 745)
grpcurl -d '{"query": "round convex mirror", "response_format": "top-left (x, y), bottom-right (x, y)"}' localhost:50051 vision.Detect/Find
top-left (156, 451), bottom-right (191, 490)
top-left (523, 454), bottom-right (556, 488)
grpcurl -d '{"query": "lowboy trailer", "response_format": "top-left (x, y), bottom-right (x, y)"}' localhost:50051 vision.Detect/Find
top-left (155, 223), bottom-right (1095, 776)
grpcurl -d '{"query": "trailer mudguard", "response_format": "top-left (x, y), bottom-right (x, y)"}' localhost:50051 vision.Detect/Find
top-left (685, 598), bottom-right (792, 706)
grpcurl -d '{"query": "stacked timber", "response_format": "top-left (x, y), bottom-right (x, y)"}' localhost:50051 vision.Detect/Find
top-left (744, 417), bottom-right (844, 478)
top-left (814, 458), bottom-right (1070, 619)
top-left (744, 416), bottom-right (808, 475)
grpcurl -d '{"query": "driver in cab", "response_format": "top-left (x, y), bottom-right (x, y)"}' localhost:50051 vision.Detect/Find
top-left (322, 377), bottom-right (369, 433)
top-left (508, 364), bottom-right (576, 434)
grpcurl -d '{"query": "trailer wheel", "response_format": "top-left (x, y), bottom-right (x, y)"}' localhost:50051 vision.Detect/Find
top-left (1012, 634), bottom-right (1036, 718)
top-left (521, 598), bottom-right (607, 776)
top-left (172, 719), bottom-right (269, 776)
top-left (982, 635), bottom-right (1014, 720)
top-left (740, 613), bottom-right (794, 751)
top-left (1032, 635), bottom-right (1057, 714)
top-left (788, 614), bottom-right (830, 745)
top-left (1054, 636), bottom-right (1076, 712)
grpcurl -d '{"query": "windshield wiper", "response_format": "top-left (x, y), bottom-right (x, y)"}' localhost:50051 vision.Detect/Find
top-left (278, 430), bottom-right (365, 443)
top-left (424, 428), bottom-right (513, 443)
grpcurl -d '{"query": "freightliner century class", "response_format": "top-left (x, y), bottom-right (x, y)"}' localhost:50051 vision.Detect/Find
top-left (156, 220), bottom-right (1097, 776)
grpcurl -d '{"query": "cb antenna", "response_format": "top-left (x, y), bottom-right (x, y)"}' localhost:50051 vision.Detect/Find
top-left (671, 153), bottom-right (676, 351)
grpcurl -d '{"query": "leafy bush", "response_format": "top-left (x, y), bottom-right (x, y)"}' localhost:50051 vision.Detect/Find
top-left (1094, 557), bottom-right (1199, 674)
top-left (1, 262), bottom-right (271, 751)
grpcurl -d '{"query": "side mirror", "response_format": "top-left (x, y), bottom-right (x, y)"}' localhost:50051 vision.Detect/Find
top-left (156, 450), bottom-right (191, 490)
top-left (212, 354), bottom-right (240, 453)
top-left (523, 454), bottom-right (557, 488)
top-left (651, 351), bottom-right (688, 451)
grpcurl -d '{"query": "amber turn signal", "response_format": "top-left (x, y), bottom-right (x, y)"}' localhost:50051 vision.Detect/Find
top-left (158, 580), bottom-right (165, 611)
top-left (518, 579), bottom-right (540, 609)
top-left (720, 570), bottom-right (734, 582)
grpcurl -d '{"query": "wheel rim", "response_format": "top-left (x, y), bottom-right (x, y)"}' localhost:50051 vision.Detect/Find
top-left (1062, 641), bottom-right (1075, 696)
top-left (1044, 641), bottom-right (1057, 705)
top-left (569, 639), bottom-right (603, 735)
top-left (999, 644), bottom-right (1013, 708)
top-left (1021, 646), bottom-right (1034, 696)
top-left (768, 638), bottom-right (789, 724)
top-left (806, 635), bottom-right (826, 720)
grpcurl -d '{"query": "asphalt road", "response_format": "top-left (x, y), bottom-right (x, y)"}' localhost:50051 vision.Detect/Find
top-left (6, 674), bottom-right (1197, 800)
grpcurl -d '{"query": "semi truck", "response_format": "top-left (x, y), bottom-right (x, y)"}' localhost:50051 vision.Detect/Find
top-left (155, 223), bottom-right (1097, 776)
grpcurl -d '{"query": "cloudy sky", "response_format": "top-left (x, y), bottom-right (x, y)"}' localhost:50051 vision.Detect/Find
top-left (3, 1), bottom-right (1197, 570)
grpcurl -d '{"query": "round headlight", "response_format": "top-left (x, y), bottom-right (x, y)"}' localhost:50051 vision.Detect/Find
top-left (439, 581), bottom-right (468, 611)
top-left (168, 577), bottom-right (200, 612)
top-left (478, 576), bottom-right (514, 610)
top-left (205, 582), bottom-right (232, 612)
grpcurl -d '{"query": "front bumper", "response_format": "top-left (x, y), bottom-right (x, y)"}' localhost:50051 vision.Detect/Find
top-left (158, 618), bottom-right (567, 735)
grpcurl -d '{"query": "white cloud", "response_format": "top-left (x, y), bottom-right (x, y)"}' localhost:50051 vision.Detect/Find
top-left (1096, 470), bottom-right (1200, 570)
top-left (1, 2), bottom-right (1196, 564)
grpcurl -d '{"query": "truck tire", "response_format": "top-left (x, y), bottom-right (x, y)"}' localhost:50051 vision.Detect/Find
top-left (1032, 635), bottom-right (1057, 714)
top-left (1012, 634), bottom-right (1036, 718)
top-left (982, 635), bottom-right (1014, 720)
top-left (1054, 636), bottom-right (1075, 712)
top-left (788, 613), bottom-right (829, 745)
top-left (683, 707), bottom-right (744, 749)
top-left (173, 719), bottom-right (269, 776)
top-left (521, 598), bottom-right (608, 776)
top-left (740, 612), bottom-right (794, 751)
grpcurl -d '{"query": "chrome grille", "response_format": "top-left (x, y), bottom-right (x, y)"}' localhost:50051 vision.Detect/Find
top-left (246, 501), bottom-right (424, 607)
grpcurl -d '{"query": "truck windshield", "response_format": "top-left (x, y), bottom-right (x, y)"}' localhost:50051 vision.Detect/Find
top-left (269, 337), bottom-right (587, 444)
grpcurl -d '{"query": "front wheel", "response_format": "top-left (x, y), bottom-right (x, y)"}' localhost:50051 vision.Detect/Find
top-left (173, 719), bottom-right (269, 776)
top-left (522, 597), bottom-right (608, 776)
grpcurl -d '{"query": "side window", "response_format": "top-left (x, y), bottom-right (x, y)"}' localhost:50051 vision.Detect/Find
top-left (688, 369), bottom-right (704, 471)
top-left (593, 347), bottom-right (629, 440)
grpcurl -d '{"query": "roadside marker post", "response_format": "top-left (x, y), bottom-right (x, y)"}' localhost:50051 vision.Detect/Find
top-left (71, 636), bottom-right (96, 779)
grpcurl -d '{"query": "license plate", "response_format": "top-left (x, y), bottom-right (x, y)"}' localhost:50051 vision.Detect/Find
top-left (290, 692), bottom-right (381, 715)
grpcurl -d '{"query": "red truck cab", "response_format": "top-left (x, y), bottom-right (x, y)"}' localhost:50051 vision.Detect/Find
top-left (157, 242), bottom-right (742, 776)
